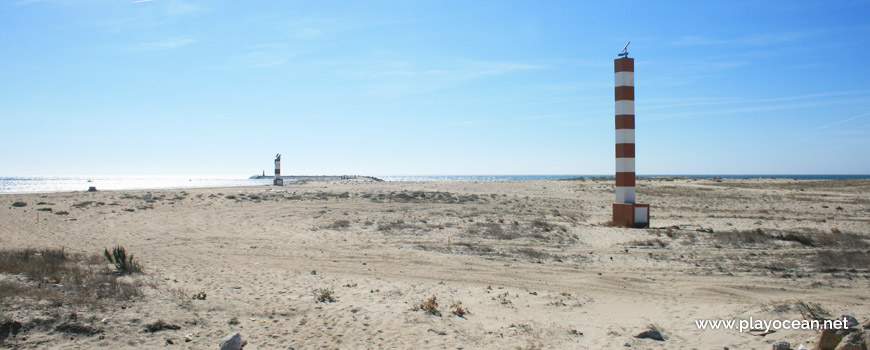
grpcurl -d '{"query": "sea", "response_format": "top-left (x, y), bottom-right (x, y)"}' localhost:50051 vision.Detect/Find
top-left (1, 175), bottom-right (868, 194)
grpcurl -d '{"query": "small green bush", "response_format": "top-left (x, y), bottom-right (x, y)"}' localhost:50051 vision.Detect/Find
top-left (104, 245), bottom-right (142, 274)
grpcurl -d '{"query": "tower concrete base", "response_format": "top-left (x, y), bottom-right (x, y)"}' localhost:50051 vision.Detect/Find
top-left (612, 203), bottom-right (649, 228)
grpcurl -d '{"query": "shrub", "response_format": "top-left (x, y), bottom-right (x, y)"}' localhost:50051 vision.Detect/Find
top-left (450, 301), bottom-right (468, 318)
top-left (627, 238), bottom-right (668, 248)
top-left (143, 320), bottom-right (181, 333)
top-left (103, 245), bottom-right (142, 274)
top-left (514, 247), bottom-right (555, 260)
top-left (713, 229), bottom-right (770, 245)
top-left (531, 219), bottom-right (551, 232)
top-left (467, 223), bottom-right (516, 240)
top-left (816, 249), bottom-right (870, 271)
top-left (327, 220), bottom-right (351, 230)
top-left (377, 220), bottom-right (414, 232)
top-left (777, 233), bottom-right (815, 247)
top-left (411, 295), bottom-right (441, 316)
top-left (314, 288), bottom-right (337, 303)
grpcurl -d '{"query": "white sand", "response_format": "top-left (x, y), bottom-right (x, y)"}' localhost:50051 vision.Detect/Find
top-left (1, 178), bottom-right (868, 349)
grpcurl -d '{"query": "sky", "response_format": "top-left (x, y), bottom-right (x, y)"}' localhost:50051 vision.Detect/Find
top-left (1, 0), bottom-right (869, 176)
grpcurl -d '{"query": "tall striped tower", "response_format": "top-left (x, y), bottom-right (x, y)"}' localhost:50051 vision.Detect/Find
top-left (612, 47), bottom-right (649, 228)
top-left (273, 153), bottom-right (283, 186)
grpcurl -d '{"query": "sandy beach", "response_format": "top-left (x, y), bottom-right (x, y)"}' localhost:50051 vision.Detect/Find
top-left (1, 178), bottom-right (868, 349)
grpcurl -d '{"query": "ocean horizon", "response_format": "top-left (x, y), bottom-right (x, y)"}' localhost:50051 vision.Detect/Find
top-left (2, 174), bottom-right (869, 194)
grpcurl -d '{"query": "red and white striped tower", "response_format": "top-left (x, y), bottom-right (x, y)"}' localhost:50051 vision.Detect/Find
top-left (612, 45), bottom-right (649, 227)
top-left (273, 153), bottom-right (283, 186)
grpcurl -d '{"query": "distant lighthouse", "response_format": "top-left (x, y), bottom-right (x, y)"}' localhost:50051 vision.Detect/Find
top-left (612, 43), bottom-right (649, 228)
top-left (274, 153), bottom-right (283, 186)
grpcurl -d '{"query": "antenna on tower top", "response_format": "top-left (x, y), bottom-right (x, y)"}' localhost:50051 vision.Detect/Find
top-left (618, 41), bottom-right (630, 58)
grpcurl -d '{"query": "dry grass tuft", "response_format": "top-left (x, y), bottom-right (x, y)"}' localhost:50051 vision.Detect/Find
top-left (796, 300), bottom-right (831, 321)
top-left (713, 229), bottom-right (770, 245)
top-left (467, 223), bottom-right (516, 240)
top-left (627, 238), bottom-right (668, 248)
top-left (600, 220), bottom-right (624, 227)
top-left (326, 219), bottom-right (351, 230)
top-left (0, 247), bottom-right (145, 306)
top-left (449, 301), bottom-right (468, 318)
top-left (411, 295), bottom-right (441, 316)
top-left (143, 320), bottom-right (181, 333)
top-left (816, 249), bottom-right (870, 271)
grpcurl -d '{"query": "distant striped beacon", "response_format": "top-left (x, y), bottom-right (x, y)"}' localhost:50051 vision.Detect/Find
top-left (274, 153), bottom-right (283, 186)
top-left (612, 45), bottom-right (649, 228)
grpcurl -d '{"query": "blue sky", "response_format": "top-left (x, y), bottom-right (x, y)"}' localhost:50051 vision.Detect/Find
top-left (1, 0), bottom-right (868, 176)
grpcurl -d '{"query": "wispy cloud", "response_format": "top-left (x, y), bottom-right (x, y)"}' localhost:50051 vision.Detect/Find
top-left (355, 59), bottom-right (545, 98)
top-left (282, 18), bottom-right (326, 39)
top-left (369, 61), bottom-right (541, 79)
top-left (450, 119), bottom-right (487, 126)
top-left (228, 51), bottom-right (293, 68)
top-left (817, 112), bottom-right (870, 130)
top-left (163, 0), bottom-right (200, 16)
top-left (668, 30), bottom-right (817, 47)
top-left (214, 42), bottom-right (306, 69)
top-left (14, 0), bottom-right (51, 5)
top-left (279, 15), bottom-right (412, 39)
top-left (127, 37), bottom-right (195, 51)
top-left (515, 113), bottom-right (572, 121)
top-left (643, 90), bottom-right (870, 111)
top-left (363, 59), bottom-right (543, 80)
top-left (83, 0), bottom-right (203, 29)
top-left (641, 90), bottom-right (870, 123)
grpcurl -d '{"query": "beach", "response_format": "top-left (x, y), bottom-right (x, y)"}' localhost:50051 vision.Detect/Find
top-left (1, 177), bottom-right (868, 349)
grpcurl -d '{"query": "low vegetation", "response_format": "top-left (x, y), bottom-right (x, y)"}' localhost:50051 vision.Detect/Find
top-left (327, 219), bottom-right (351, 230)
top-left (0, 247), bottom-right (145, 306)
top-left (411, 295), bottom-right (441, 316)
top-left (449, 301), bottom-right (469, 318)
top-left (314, 288), bottom-right (337, 303)
top-left (103, 245), bottom-right (142, 274)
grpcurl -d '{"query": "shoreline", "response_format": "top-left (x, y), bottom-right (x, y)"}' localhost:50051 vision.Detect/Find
top-left (3, 176), bottom-right (870, 195)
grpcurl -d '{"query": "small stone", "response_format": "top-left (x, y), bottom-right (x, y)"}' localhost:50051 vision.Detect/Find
top-left (772, 339), bottom-right (790, 350)
top-left (820, 329), bottom-right (844, 350)
top-left (219, 333), bottom-right (246, 350)
top-left (834, 331), bottom-right (865, 350)
top-left (841, 315), bottom-right (859, 328)
top-left (185, 333), bottom-right (193, 342)
top-left (635, 330), bottom-right (664, 341)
